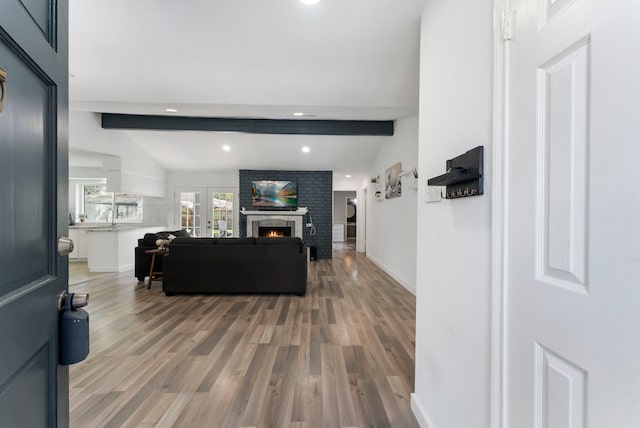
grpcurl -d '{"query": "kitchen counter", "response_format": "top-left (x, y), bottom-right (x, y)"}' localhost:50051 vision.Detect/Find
top-left (80, 225), bottom-right (167, 273)
top-left (69, 224), bottom-right (163, 230)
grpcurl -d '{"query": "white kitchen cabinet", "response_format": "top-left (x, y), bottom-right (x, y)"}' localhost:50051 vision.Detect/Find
top-left (68, 228), bottom-right (79, 259)
top-left (78, 229), bottom-right (89, 259)
top-left (68, 228), bottom-right (89, 260)
top-left (86, 226), bottom-right (167, 272)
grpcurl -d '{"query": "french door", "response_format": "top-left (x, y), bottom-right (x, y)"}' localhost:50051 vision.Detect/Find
top-left (176, 187), bottom-right (238, 238)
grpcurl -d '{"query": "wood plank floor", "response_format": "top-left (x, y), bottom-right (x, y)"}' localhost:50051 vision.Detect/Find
top-left (69, 245), bottom-right (418, 428)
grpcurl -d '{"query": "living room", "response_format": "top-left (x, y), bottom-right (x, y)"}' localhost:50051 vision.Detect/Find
top-left (3, 0), bottom-right (636, 425)
top-left (68, 110), bottom-right (419, 286)
top-left (62, 0), bottom-right (486, 423)
top-left (66, 114), bottom-right (422, 426)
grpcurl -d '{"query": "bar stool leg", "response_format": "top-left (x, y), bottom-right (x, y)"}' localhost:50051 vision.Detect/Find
top-left (147, 253), bottom-right (157, 289)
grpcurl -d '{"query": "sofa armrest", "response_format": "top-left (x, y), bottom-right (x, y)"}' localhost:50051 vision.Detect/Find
top-left (135, 245), bottom-right (160, 281)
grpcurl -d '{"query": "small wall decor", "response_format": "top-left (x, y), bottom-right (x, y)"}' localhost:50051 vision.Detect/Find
top-left (427, 146), bottom-right (483, 199)
top-left (400, 167), bottom-right (419, 190)
top-left (385, 162), bottom-right (402, 199)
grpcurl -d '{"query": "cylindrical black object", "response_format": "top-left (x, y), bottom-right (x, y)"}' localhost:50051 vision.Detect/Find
top-left (59, 294), bottom-right (90, 366)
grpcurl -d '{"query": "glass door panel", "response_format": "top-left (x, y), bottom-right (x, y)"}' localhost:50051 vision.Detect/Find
top-left (178, 191), bottom-right (202, 237)
top-left (207, 191), bottom-right (235, 237)
top-left (176, 187), bottom-right (236, 238)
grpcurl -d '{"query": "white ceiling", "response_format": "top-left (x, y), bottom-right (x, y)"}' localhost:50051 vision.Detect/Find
top-left (69, 0), bottom-right (426, 177)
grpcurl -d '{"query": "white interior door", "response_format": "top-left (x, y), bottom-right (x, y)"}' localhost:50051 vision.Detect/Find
top-left (505, 0), bottom-right (640, 426)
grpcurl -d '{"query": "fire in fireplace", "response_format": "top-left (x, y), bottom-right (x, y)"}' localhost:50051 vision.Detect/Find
top-left (259, 226), bottom-right (292, 238)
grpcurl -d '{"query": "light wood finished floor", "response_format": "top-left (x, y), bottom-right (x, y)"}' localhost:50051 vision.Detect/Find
top-left (69, 261), bottom-right (111, 286)
top-left (69, 246), bottom-right (418, 428)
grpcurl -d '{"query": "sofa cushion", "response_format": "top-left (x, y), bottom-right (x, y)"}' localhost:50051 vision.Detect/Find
top-left (256, 237), bottom-right (302, 246)
top-left (143, 232), bottom-right (165, 246)
top-left (143, 230), bottom-right (191, 246)
top-left (172, 230), bottom-right (191, 238)
top-left (171, 237), bottom-right (216, 246)
top-left (216, 237), bottom-right (256, 245)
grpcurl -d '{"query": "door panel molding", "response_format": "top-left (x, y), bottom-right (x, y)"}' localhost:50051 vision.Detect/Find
top-left (0, 281), bottom-right (58, 396)
top-left (0, 40), bottom-right (57, 297)
top-left (16, 0), bottom-right (56, 46)
top-left (538, 0), bottom-right (576, 28)
top-left (535, 37), bottom-right (590, 294)
top-left (0, 2), bottom-right (63, 79)
top-left (0, 342), bottom-right (55, 426)
top-left (534, 343), bottom-right (587, 428)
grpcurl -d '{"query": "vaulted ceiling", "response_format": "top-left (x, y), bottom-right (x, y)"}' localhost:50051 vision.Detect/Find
top-left (69, 0), bottom-right (426, 177)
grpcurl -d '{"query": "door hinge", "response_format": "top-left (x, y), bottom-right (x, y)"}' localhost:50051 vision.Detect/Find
top-left (502, 10), bottom-right (514, 40)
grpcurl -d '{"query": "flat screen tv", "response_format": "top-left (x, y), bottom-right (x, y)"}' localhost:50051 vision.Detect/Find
top-left (251, 180), bottom-right (298, 210)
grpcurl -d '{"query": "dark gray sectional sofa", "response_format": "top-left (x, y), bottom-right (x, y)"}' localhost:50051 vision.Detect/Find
top-left (162, 237), bottom-right (307, 296)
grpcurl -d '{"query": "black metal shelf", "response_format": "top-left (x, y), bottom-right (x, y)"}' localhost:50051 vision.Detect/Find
top-left (427, 167), bottom-right (480, 187)
top-left (427, 146), bottom-right (484, 199)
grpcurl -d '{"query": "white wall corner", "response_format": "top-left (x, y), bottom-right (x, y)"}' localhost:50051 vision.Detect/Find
top-left (411, 393), bottom-right (434, 428)
top-left (367, 254), bottom-right (416, 295)
top-left (414, 0), bottom-right (495, 426)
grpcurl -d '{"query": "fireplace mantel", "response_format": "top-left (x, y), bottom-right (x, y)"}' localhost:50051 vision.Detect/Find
top-left (242, 208), bottom-right (308, 239)
top-left (240, 207), bottom-right (308, 216)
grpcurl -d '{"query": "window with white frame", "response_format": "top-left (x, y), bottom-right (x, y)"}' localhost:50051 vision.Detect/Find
top-left (79, 183), bottom-right (143, 223)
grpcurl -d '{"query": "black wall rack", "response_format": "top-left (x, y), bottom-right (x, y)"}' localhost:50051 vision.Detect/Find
top-left (427, 146), bottom-right (484, 199)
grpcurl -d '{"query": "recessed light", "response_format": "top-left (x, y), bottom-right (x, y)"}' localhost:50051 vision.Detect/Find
top-left (345, 175), bottom-right (352, 178)
top-left (302, 147), bottom-right (310, 153)
top-left (222, 145), bottom-right (231, 151)
top-left (165, 108), bottom-right (178, 113)
top-left (299, 0), bottom-right (321, 4)
top-left (293, 112), bottom-right (305, 117)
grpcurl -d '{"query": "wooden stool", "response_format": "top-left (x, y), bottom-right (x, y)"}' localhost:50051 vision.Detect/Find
top-left (145, 248), bottom-right (168, 289)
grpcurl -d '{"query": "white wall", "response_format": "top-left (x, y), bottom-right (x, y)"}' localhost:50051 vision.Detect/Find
top-left (365, 116), bottom-right (418, 294)
top-left (167, 170), bottom-right (239, 189)
top-left (69, 111), bottom-right (167, 197)
top-left (333, 191), bottom-right (356, 224)
top-left (412, 1), bottom-right (494, 427)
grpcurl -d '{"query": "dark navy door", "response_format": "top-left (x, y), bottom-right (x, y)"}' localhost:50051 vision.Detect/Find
top-left (0, 0), bottom-right (69, 426)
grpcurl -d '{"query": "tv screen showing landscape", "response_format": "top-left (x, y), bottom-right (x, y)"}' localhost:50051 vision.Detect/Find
top-left (251, 180), bottom-right (298, 209)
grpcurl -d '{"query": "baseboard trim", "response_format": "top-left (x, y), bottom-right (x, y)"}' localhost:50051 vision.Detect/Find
top-left (366, 254), bottom-right (416, 295)
top-left (88, 263), bottom-right (134, 273)
top-left (411, 393), bottom-right (434, 428)
top-left (118, 263), bottom-right (134, 273)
